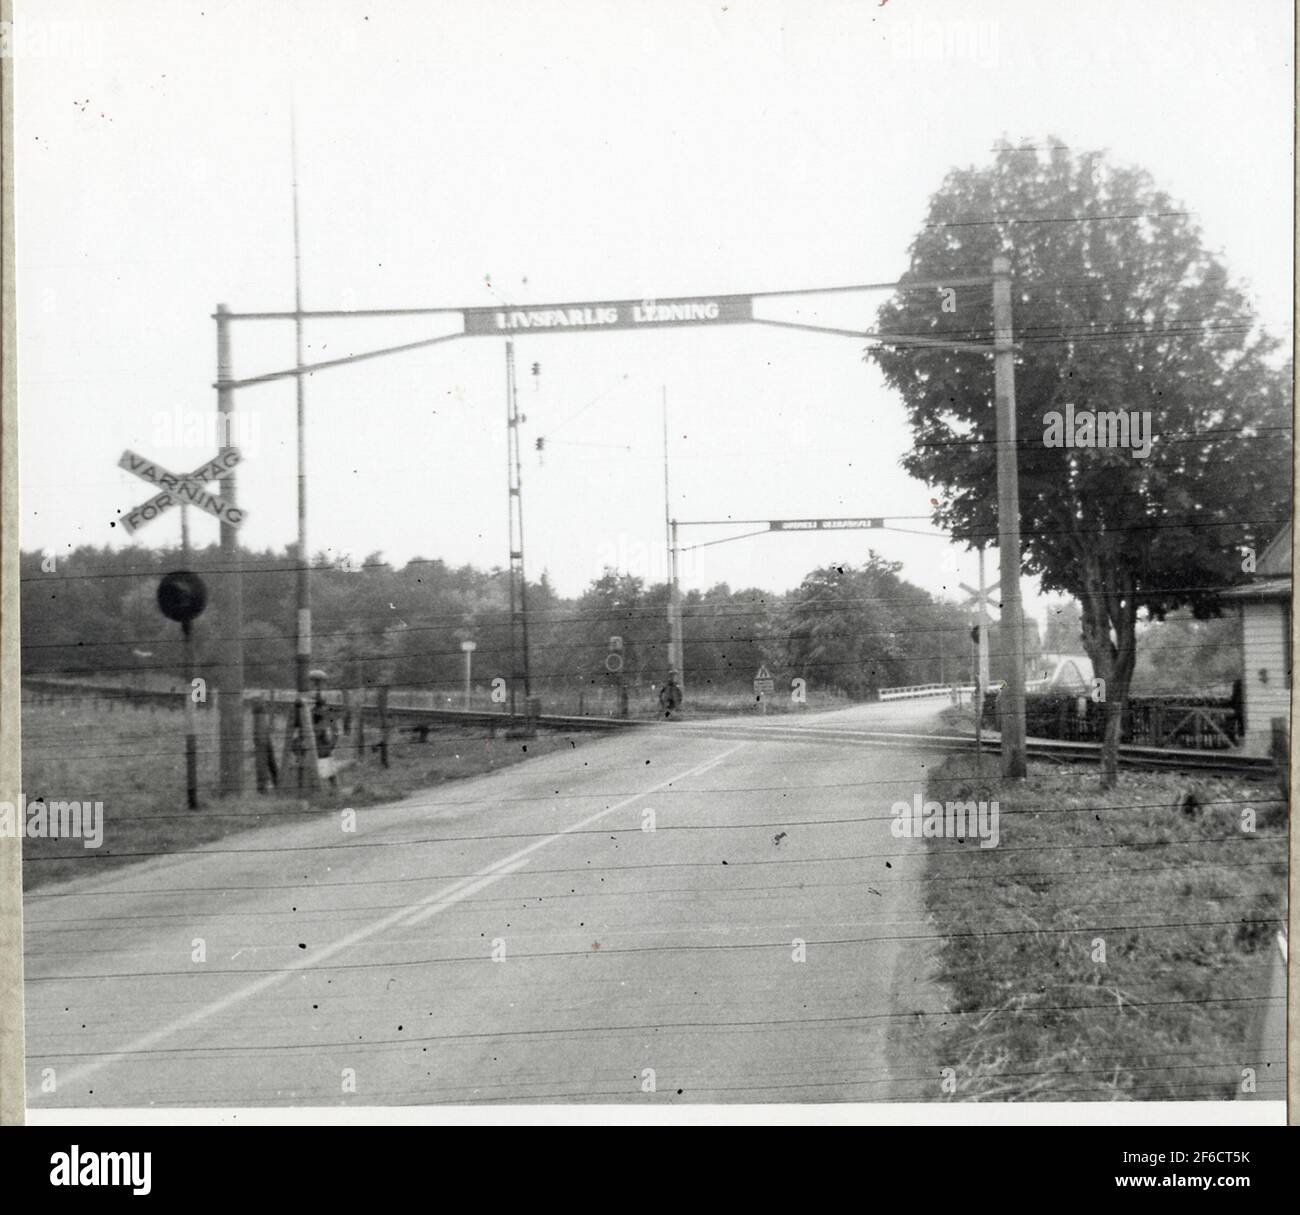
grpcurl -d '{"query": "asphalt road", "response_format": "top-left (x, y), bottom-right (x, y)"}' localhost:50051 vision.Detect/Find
top-left (24, 700), bottom-right (953, 1107)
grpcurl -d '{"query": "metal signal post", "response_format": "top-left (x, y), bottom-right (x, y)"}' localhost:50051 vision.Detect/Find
top-left (289, 118), bottom-right (319, 793)
top-left (214, 305), bottom-right (245, 796)
top-left (663, 390), bottom-right (684, 693)
top-left (505, 340), bottom-right (534, 729)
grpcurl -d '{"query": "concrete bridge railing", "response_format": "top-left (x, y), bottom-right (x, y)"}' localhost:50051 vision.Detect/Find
top-left (878, 682), bottom-right (974, 702)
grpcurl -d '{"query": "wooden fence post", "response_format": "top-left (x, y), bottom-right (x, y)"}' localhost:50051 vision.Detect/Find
top-left (1271, 717), bottom-right (1289, 810)
top-left (253, 699), bottom-right (277, 793)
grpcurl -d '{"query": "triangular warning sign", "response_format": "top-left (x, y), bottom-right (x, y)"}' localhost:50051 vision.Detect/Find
top-left (755, 665), bottom-right (771, 680)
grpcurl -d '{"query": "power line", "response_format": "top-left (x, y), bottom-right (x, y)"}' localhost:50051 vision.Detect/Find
top-left (923, 209), bottom-right (1194, 230)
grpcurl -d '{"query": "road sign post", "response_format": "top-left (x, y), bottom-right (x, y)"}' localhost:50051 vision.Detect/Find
top-left (119, 440), bottom-right (250, 806)
top-left (461, 639), bottom-right (477, 710)
top-left (156, 571), bottom-right (208, 810)
top-left (753, 664), bottom-right (775, 713)
top-left (977, 547), bottom-right (991, 691)
top-left (959, 549), bottom-right (999, 699)
top-left (605, 637), bottom-right (626, 718)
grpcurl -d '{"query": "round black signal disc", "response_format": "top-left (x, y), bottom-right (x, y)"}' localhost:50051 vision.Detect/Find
top-left (157, 570), bottom-right (208, 624)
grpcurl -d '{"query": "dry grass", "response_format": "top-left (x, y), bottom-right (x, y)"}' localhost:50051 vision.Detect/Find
top-left (920, 755), bottom-right (1287, 1101)
top-left (19, 693), bottom-right (591, 891)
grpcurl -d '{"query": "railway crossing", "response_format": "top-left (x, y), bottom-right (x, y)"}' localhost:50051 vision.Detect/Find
top-left (142, 265), bottom-right (1031, 798)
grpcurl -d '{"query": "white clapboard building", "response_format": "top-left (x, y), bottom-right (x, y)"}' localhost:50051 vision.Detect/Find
top-left (1220, 524), bottom-right (1292, 756)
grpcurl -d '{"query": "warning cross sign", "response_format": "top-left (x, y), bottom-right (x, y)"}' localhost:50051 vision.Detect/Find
top-left (753, 664), bottom-right (775, 695)
top-left (118, 449), bottom-right (247, 535)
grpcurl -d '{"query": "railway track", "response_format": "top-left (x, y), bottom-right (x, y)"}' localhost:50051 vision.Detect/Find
top-left (664, 718), bottom-right (1279, 777)
top-left (23, 677), bottom-right (1279, 777)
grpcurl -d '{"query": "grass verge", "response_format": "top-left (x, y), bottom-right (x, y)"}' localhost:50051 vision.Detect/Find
top-left (19, 695), bottom-right (592, 891)
top-left (919, 753), bottom-right (1286, 1100)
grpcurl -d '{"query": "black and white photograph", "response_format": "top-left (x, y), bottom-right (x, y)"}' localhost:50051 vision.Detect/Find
top-left (0, 0), bottom-right (1294, 1138)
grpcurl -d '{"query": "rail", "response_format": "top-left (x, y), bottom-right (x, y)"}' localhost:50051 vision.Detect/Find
top-left (23, 678), bottom-right (1277, 776)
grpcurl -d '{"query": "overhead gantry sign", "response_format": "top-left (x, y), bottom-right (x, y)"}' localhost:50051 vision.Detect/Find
top-left (204, 262), bottom-right (1028, 794)
top-left (463, 295), bottom-right (753, 335)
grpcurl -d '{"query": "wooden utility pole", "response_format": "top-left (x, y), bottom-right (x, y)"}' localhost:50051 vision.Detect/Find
top-left (992, 256), bottom-right (1027, 777)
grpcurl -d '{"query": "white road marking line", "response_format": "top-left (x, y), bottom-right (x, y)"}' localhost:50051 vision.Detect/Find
top-left (399, 857), bottom-right (531, 927)
top-left (47, 740), bottom-right (748, 1092)
top-left (400, 741), bottom-right (746, 924)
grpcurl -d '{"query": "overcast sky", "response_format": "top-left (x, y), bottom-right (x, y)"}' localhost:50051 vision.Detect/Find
top-left (14, 0), bottom-right (1294, 621)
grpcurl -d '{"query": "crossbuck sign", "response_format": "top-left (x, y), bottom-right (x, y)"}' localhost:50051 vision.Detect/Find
top-left (118, 448), bottom-right (247, 535)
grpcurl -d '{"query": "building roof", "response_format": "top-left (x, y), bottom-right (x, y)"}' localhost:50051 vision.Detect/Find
top-left (1258, 523), bottom-right (1291, 577)
top-left (1214, 525), bottom-right (1292, 604)
top-left (1218, 578), bottom-right (1292, 602)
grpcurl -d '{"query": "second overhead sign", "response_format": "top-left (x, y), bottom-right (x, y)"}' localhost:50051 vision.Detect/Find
top-left (768, 518), bottom-right (884, 531)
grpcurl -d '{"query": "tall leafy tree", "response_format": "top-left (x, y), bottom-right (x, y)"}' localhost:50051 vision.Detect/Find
top-left (872, 140), bottom-right (1291, 784)
top-left (783, 555), bottom-right (928, 699)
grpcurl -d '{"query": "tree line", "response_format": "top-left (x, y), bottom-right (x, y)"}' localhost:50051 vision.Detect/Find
top-left (19, 545), bottom-right (1041, 702)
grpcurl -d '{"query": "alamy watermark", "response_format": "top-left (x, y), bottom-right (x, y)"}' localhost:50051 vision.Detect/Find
top-left (152, 404), bottom-right (261, 455)
top-left (890, 17), bottom-right (1000, 65)
top-left (1, 19), bottom-right (106, 58)
top-left (592, 532), bottom-right (700, 585)
top-left (0, 794), bottom-right (104, 848)
top-left (50, 1147), bottom-right (151, 1196)
top-left (891, 792), bottom-right (1000, 849)
top-left (1042, 403), bottom-right (1153, 459)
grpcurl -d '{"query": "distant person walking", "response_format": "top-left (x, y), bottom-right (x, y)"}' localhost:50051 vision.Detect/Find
top-left (310, 669), bottom-right (339, 789)
top-left (659, 672), bottom-right (682, 718)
